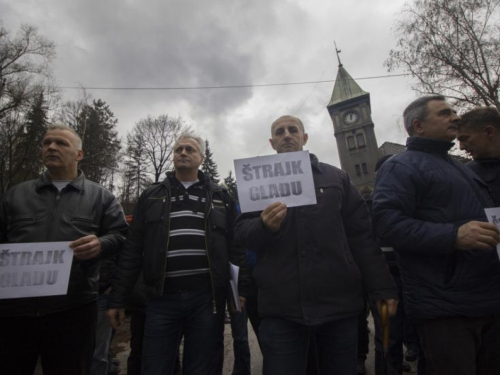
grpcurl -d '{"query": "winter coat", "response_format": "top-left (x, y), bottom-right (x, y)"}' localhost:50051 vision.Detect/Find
top-left (372, 137), bottom-right (500, 321)
top-left (108, 171), bottom-right (249, 311)
top-left (0, 171), bottom-right (128, 317)
top-left (234, 154), bottom-right (397, 326)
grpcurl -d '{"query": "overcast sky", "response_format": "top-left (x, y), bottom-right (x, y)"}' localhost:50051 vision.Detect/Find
top-left (1, 0), bottom-right (419, 179)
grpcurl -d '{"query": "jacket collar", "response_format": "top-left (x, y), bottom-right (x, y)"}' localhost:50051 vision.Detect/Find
top-left (36, 170), bottom-right (86, 192)
top-left (164, 169), bottom-right (223, 193)
top-left (310, 153), bottom-right (322, 173)
top-left (406, 137), bottom-right (454, 154)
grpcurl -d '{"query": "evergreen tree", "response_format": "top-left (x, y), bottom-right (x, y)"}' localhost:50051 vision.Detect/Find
top-left (224, 170), bottom-right (238, 202)
top-left (75, 99), bottom-right (121, 185)
top-left (15, 91), bottom-right (48, 182)
top-left (201, 140), bottom-right (220, 183)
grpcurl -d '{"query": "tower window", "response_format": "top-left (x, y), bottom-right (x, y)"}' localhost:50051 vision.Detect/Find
top-left (356, 133), bottom-right (366, 148)
top-left (362, 163), bottom-right (368, 174)
top-left (355, 164), bottom-right (361, 176)
top-left (347, 136), bottom-right (356, 150)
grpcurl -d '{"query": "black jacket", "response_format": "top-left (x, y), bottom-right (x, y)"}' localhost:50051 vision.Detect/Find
top-left (372, 137), bottom-right (500, 321)
top-left (234, 154), bottom-right (397, 326)
top-left (466, 158), bottom-right (500, 206)
top-left (108, 171), bottom-right (249, 310)
top-left (0, 171), bottom-right (128, 317)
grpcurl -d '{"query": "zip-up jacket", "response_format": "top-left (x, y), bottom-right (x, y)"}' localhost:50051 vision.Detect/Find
top-left (0, 171), bottom-right (128, 317)
top-left (372, 137), bottom-right (500, 321)
top-left (234, 154), bottom-right (397, 326)
top-left (108, 171), bottom-right (249, 310)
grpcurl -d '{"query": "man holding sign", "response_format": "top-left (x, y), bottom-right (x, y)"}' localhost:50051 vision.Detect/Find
top-left (0, 125), bottom-right (128, 375)
top-left (234, 115), bottom-right (397, 375)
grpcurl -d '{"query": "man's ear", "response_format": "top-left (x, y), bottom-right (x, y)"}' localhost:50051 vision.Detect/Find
top-left (269, 138), bottom-right (276, 150)
top-left (484, 125), bottom-right (496, 138)
top-left (303, 133), bottom-right (309, 146)
top-left (412, 119), bottom-right (424, 135)
top-left (76, 150), bottom-right (84, 161)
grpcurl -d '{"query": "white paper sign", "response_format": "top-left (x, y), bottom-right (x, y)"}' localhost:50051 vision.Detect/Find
top-left (229, 262), bottom-right (241, 312)
top-left (485, 207), bottom-right (500, 261)
top-left (0, 242), bottom-right (74, 299)
top-left (234, 150), bottom-right (317, 213)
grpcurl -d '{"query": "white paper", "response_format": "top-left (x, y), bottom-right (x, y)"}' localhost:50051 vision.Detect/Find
top-left (229, 262), bottom-right (241, 312)
top-left (485, 207), bottom-right (500, 261)
top-left (0, 242), bottom-right (74, 299)
top-left (234, 150), bottom-right (317, 213)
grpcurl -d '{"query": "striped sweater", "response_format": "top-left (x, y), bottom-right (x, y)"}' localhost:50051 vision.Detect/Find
top-left (163, 177), bottom-right (211, 293)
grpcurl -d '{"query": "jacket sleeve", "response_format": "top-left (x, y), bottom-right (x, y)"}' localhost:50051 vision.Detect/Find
top-left (340, 174), bottom-right (398, 302)
top-left (108, 193), bottom-right (147, 309)
top-left (225, 194), bottom-right (250, 298)
top-left (372, 160), bottom-right (457, 256)
top-left (98, 192), bottom-right (128, 259)
top-left (233, 211), bottom-right (283, 251)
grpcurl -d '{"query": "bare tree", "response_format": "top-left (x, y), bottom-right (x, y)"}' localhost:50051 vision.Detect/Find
top-left (386, 0), bottom-right (500, 110)
top-left (0, 24), bottom-right (56, 119)
top-left (0, 24), bottom-right (56, 197)
top-left (127, 115), bottom-right (191, 182)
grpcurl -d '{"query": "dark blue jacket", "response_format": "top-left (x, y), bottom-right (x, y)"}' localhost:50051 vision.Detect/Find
top-left (372, 137), bottom-right (500, 321)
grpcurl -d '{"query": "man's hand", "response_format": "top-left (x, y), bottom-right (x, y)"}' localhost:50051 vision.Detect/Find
top-left (261, 202), bottom-right (287, 232)
top-left (106, 308), bottom-right (125, 330)
top-left (456, 221), bottom-right (500, 250)
top-left (70, 235), bottom-right (102, 260)
top-left (228, 297), bottom-right (247, 314)
top-left (376, 299), bottom-right (398, 317)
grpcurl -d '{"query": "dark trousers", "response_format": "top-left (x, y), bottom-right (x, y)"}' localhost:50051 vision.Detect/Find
top-left (0, 301), bottom-right (97, 375)
top-left (128, 307), bottom-right (183, 375)
top-left (416, 316), bottom-right (500, 375)
top-left (260, 316), bottom-right (358, 375)
top-left (127, 308), bottom-right (147, 375)
top-left (245, 274), bottom-right (261, 347)
top-left (142, 289), bottom-right (225, 375)
top-left (90, 294), bottom-right (114, 375)
top-left (358, 295), bottom-right (370, 362)
top-left (230, 309), bottom-right (251, 375)
top-left (370, 270), bottom-right (425, 375)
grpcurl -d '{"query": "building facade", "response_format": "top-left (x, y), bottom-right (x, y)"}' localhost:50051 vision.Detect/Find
top-left (327, 63), bottom-right (379, 189)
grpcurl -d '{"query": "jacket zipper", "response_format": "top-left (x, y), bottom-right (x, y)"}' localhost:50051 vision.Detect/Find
top-left (38, 191), bottom-right (61, 316)
top-left (205, 192), bottom-right (218, 314)
top-left (159, 194), bottom-right (170, 296)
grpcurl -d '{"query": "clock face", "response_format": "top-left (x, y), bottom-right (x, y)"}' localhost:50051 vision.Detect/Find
top-left (343, 111), bottom-right (359, 125)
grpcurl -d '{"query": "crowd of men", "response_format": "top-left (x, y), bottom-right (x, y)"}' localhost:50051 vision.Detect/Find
top-left (0, 95), bottom-right (499, 375)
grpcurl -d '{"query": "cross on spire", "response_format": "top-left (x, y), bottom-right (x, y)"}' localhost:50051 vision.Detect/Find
top-left (334, 41), bottom-right (343, 68)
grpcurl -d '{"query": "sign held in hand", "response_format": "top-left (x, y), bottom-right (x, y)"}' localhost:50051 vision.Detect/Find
top-left (234, 151), bottom-right (316, 213)
top-left (0, 242), bottom-right (73, 299)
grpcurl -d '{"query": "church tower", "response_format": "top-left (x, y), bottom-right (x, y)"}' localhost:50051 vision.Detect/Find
top-left (326, 51), bottom-right (379, 188)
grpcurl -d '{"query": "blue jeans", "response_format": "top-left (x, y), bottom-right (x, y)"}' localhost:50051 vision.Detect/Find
top-left (230, 309), bottom-right (251, 375)
top-left (260, 316), bottom-right (358, 375)
top-left (142, 289), bottom-right (225, 375)
top-left (90, 294), bottom-right (114, 375)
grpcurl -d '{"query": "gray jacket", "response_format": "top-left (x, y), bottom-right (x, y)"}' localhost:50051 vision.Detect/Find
top-left (0, 171), bottom-right (128, 317)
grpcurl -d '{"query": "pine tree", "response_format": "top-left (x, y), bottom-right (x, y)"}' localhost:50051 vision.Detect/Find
top-left (224, 170), bottom-right (238, 202)
top-left (201, 140), bottom-right (220, 183)
top-left (15, 92), bottom-right (48, 182)
top-left (75, 99), bottom-right (121, 185)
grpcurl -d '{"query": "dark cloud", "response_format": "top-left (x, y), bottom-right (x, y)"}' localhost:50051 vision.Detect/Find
top-left (1, 0), bottom-right (415, 178)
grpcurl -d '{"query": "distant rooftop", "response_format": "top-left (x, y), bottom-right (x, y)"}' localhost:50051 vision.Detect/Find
top-left (327, 66), bottom-right (368, 106)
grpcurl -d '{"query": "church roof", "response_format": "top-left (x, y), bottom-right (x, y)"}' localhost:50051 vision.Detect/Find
top-left (327, 65), bottom-right (368, 106)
